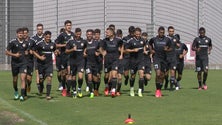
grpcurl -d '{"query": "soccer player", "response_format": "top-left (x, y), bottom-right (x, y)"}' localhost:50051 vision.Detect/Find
top-left (100, 27), bottom-right (123, 97)
top-left (65, 28), bottom-right (86, 98)
top-left (84, 29), bottom-right (100, 98)
top-left (149, 26), bottom-right (171, 98)
top-left (125, 27), bottom-right (146, 97)
top-left (175, 34), bottom-right (188, 88)
top-left (55, 20), bottom-right (75, 96)
top-left (165, 26), bottom-right (179, 90)
top-left (192, 27), bottom-right (212, 90)
top-left (122, 26), bottom-right (135, 86)
top-left (93, 28), bottom-right (103, 95)
top-left (31, 24), bottom-right (44, 93)
top-left (6, 28), bottom-right (28, 101)
top-left (141, 32), bottom-right (152, 91)
top-left (23, 27), bottom-right (34, 97)
top-left (33, 31), bottom-right (58, 100)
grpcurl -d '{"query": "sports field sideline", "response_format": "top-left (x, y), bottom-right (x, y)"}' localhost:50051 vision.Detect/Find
top-left (0, 69), bottom-right (222, 125)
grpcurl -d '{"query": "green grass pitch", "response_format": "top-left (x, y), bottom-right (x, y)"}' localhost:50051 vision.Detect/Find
top-left (0, 69), bottom-right (222, 125)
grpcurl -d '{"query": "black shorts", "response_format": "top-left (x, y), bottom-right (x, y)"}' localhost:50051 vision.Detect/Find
top-left (56, 54), bottom-right (69, 71)
top-left (195, 55), bottom-right (209, 72)
top-left (166, 56), bottom-right (177, 71)
top-left (11, 63), bottom-right (27, 76)
top-left (38, 63), bottom-right (53, 79)
top-left (27, 62), bottom-right (34, 76)
top-left (130, 59), bottom-right (145, 75)
top-left (153, 56), bottom-right (166, 72)
top-left (85, 64), bottom-right (99, 76)
top-left (144, 63), bottom-right (152, 74)
top-left (34, 57), bottom-right (38, 70)
top-left (69, 60), bottom-right (85, 76)
top-left (176, 62), bottom-right (184, 75)
top-left (122, 58), bottom-right (131, 71)
top-left (104, 56), bottom-right (119, 73)
top-left (118, 59), bottom-right (124, 74)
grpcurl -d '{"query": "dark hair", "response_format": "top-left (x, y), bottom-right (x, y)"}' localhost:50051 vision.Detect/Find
top-left (86, 29), bottom-right (94, 33)
top-left (158, 26), bottom-right (165, 32)
top-left (75, 28), bottom-right (81, 33)
top-left (128, 26), bottom-right (135, 34)
top-left (109, 24), bottom-right (115, 28)
top-left (64, 20), bottom-right (72, 26)
top-left (94, 29), bottom-right (101, 34)
top-left (106, 27), bottom-right (115, 35)
top-left (199, 27), bottom-right (206, 33)
top-left (44, 31), bottom-right (51, 36)
top-left (168, 26), bottom-right (174, 31)
top-left (60, 28), bottom-right (65, 33)
top-left (36, 23), bottom-right (43, 27)
top-left (16, 28), bottom-right (24, 33)
top-left (175, 34), bottom-right (180, 40)
top-left (134, 27), bottom-right (142, 33)
top-left (116, 29), bottom-right (123, 36)
top-left (142, 32), bottom-right (148, 37)
top-left (22, 27), bottom-right (29, 32)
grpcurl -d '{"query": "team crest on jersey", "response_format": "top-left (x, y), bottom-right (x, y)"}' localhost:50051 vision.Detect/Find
top-left (22, 43), bottom-right (26, 48)
top-left (81, 43), bottom-right (84, 46)
top-left (140, 41), bottom-right (143, 44)
top-left (173, 39), bottom-right (176, 42)
top-left (50, 46), bottom-right (53, 49)
top-left (205, 40), bottom-right (208, 43)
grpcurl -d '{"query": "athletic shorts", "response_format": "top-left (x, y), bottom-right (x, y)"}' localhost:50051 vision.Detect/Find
top-left (118, 59), bottom-right (124, 74)
top-left (130, 59), bottom-right (145, 75)
top-left (195, 55), bottom-right (209, 72)
top-left (11, 63), bottom-right (27, 76)
top-left (122, 58), bottom-right (131, 71)
top-left (166, 56), bottom-right (177, 70)
top-left (104, 56), bottom-right (119, 73)
top-left (153, 56), bottom-right (167, 72)
top-left (56, 54), bottom-right (69, 71)
top-left (38, 63), bottom-right (53, 79)
top-left (176, 62), bottom-right (184, 75)
top-left (85, 64), bottom-right (99, 76)
top-left (69, 59), bottom-right (85, 76)
top-left (27, 62), bottom-right (34, 76)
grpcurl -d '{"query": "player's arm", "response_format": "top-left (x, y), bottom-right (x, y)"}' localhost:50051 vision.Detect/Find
top-left (164, 38), bottom-right (172, 52)
top-left (32, 43), bottom-right (45, 61)
top-left (208, 38), bottom-right (212, 54)
top-left (5, 41), bottom-right (21, 58)
top-left (180, 43), bottom-right (188, 58)
top-left (99, 39), bottom-right (107, 56)
top-left (192, 38), bottom-right (200, 51)
top-left (125, 40), bottom-right (138, 53)
top-left (55, 35), bottom-right (66, 48)
top-left (65, 41), bottom-right (76, 54)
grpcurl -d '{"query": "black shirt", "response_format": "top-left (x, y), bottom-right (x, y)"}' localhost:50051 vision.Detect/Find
top-left (85, 40), bottom-right (100, 65)
top-left (122, 35), bottom-right (133, 58)
top-left (7, 38), bottom-right (28, 65)
top-left (192, 36), bottom-right (212, 56)
top-left (166, 35), bottom-right (179, 57)
top-left (34, 40), bottom-right (56, 65)
top-left (175, 42), bottom-right (188, 62)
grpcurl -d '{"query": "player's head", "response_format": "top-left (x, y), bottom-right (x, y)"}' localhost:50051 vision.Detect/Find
top-left (158, 26), bottom-right (165, 38)
top-left (36, 23), bottom-right (43, 36)
top-left (22, 27), bottom-right (29, 40)
top-left (168, 26), bottom-right (174, 36)
top-left (141, 32), bottom-right (148, 40)
top-left (16, 28), bottom-right (24, 40)
top-left (175, 34), bottom-right (180, 41)
top-left (134, 27), bottom-right (142, 39)
top-left (109, 24), bottom-right (115, 31)
top-left (86, 29), bottom-right (94, 41)
top-left (128, 26), bottom-right (135, 36)
top-left (94, 29), bottom-right (101, 40)
top-left (64, 20), bottom-right (72, 32)
top-left (116, 29), bottom-right (123, 39)
top-left (60, 28), bottom-right (65, 33)
top-left (106, 27), bottom-right (115, 39)
top-left (199, 27), bottom-right (206, 37)
top-left (44, 31), bottom-right (51, 43)
top-left (75, 28), bottom-right (82, 40)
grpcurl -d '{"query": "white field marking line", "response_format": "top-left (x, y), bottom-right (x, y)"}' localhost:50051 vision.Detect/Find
top-left (0, 97), bottom-right (48, 125)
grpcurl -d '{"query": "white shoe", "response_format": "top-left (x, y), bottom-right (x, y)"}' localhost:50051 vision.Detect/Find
top-left (58, 86), bottom-right (63, 91)
top-left (85, 86), bottom-right (89, 92)
top-left (175, 87), bottom-right (179, 90)
top-left (130, 87), bottom-right (135, 97)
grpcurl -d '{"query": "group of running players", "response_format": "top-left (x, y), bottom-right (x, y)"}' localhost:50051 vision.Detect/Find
top-left (5, 20), bottom-right (212, 101)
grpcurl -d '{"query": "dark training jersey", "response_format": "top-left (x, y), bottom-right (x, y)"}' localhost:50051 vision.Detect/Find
top-left (34, 40), bottom-right (56, 65)
top-left (6, 38), bottom-right (28, 65)
top-left (66, 38), bottom-right (86, 63)
top-left (175, 42), bottom-right (188, 62)
top-left (125, 37), bottom-right (145, 60)
top-left (149, 36), bottom-right (171, 59)
top-left (101, 37), bottom-right (123, 59)
top-left (26, 38), bottom-right (36, 63)
top-left (192, 36), bottom-right (212, 56)
top-left (85, 40), bottom-right (100, 65)
top-left (31, 34), bottom-right (44, 44)
top-left (122, 35), bottom-right (133, 58)
top-left (166, 35), bottom-right (179, 57)
top-left (55, 32), bottom-right (74, 54)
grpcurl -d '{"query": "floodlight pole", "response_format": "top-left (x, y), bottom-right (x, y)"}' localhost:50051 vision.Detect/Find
top-left (5, 0), bottom-right (8, 64)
